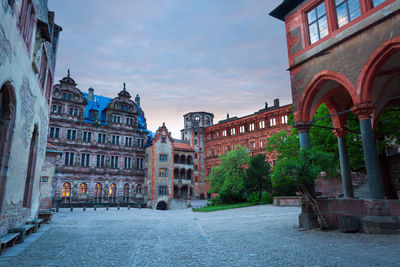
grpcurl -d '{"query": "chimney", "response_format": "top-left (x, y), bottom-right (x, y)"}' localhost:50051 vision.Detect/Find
top-left (88, 88), bottom-right (94, 101)
top-left (274, 98), bottom-right (279, 107)
top-left (265, 102), bottom-right (268, 110)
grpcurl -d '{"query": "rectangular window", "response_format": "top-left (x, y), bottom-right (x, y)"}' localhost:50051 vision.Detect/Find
top-left (81, 154), bottom-right (90, 167)
top-left (259, 121), bottom-right (265, 129)
top-left (52, 105), bottom-right (57, 113)
top-left (126, 117), bottom-right (133, 126)
top-left (159, 154), bottom-right (168, 162)
top-left (62, 93), bottom-right (66, 99)
top-left (82, 132), bottom-right (91, 142)
top-left (111, 156), bottom-right (119, 168)
top-left (97, 133), bottom-right (106, 144)
top-left (73, 109), bottom-right (78, 117)
top-left (18, 0), bottom-right (36, 50)
top-left (270, 118), bottom-right (277, 127)
top-left (124, 157), bottom-right (132, 169)
top-left (136, 158), bottom-right (143, 170)
top-left (222, 130), bottom-right (227, 137)
top-left (49, 127), bottom-right (54, 138)
top-left (281, 115), bottom-right (288, 124)
top-left (239, 125), bottom-right (245, 133)
top-left (230, 128), bottom-right (236, 135)
top-left (335, 0), bottom-right (361, 28)
top-left (249, 123), bottom-right (255, 131)
top-left (57, 106), bottom-right (62, 114)
top-left (159, 168), bottom-right (168, 177)
top-left (96, 155), bottom-right (105, 167)
top-left (69, 108), bottom-right (73, 116)
top-left (307, 2), bottom-right (329, 44)
top-left (372, 0), bottom-right (386, 7)
top-left (64, 152), bottom-right (75, 166)
top-left (159, 186), bottom-right (168, 196)
top-left (161, 136), bottom-right (166, 143)
top-left (113, 115), bottom-right (121, 123)
top-left (194, 139), bottom-right (198, 145)
top-left (112, 135), bottom-right (120, 145)
top-left (67, 94), bottom-right (71, 101)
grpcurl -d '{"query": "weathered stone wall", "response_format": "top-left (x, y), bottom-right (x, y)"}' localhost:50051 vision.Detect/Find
top-left (0, 0), bottom-right (60, 235)
top-left (39, 151), bottom-right (58, 210)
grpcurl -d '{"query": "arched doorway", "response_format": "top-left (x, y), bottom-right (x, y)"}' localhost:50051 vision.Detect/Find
top-left (23, 125), bottom-right (39, 207)
top-left (156, 201), bottom-right (167, 210)
top-left (0, 82), bottom-right (16, 213)
top-left (109, 183), bottom-right (117, 203)
top-left (94, 183), bottom-right (102, 203)
top-left (62, 182), bottom-right (71, 203)
top-left (123, 183), bottom-right (130, 203)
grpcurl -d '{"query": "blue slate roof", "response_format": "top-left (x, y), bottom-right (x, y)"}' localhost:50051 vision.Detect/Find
top-left (81, 92), bottom-right (148, 131)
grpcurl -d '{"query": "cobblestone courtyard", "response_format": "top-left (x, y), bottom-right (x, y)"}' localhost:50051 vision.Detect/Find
top-left (3, 205), bottom-right (400, 266)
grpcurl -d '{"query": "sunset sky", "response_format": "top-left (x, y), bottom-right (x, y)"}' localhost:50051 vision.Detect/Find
top-left (48, 0), bottom-right (290, 138)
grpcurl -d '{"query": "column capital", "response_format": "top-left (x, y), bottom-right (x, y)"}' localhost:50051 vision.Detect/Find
top-left (333, 127), bottom-right (349, 138)
top-left (351, 103), bottom-right (375, 120)
top-left (295, 121), bottom-right (312, 133)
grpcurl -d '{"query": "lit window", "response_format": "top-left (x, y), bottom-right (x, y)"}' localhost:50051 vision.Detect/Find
top-left (249, 123), bottom-right (255, 131)
top-left (259, 121), bottom-right (265, 129)
top-left (239, 126), bottom-right (245, 133)
top-left (79, 183), bottom-right (87, 194)
top-left (307, 2), bottom-right (329, 44)
top-left (62, 182), bottom-right (71, 197)
top-left (159, 168), bottom-right (168, 177)
top-left (281, 115), bottom-right (288, 124)
top-left (335, 0), bottom-right (361, 28)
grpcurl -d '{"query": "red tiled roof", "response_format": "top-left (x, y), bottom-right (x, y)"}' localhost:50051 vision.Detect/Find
top-left (173, 142), bottom-right (194, 151)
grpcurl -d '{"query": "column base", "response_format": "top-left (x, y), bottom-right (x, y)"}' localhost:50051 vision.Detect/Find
top-left (361, 215), bottom-right (400, 234)
top-left (299, 212), bottom-right (319, 230)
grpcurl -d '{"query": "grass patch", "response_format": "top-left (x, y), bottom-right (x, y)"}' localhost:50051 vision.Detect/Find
top-left (192, 202), bottom-right (261, 212)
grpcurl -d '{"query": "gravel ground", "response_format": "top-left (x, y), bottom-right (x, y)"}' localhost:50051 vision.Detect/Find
top-left (4, 205), bottom-right (400, 267)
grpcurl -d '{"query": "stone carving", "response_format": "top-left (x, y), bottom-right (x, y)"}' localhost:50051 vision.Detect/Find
top-left (0, 25), bottom-right (12, 66)
top-left (38, 108), bottom-right (48, 156)
top-left (19, 78), bottom-right (37, 147)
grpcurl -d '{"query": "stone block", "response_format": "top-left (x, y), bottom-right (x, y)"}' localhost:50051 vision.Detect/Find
top-left (299, 212), bottom-right (319, 230)
top-left (361, 215), bottom-right (400, 234)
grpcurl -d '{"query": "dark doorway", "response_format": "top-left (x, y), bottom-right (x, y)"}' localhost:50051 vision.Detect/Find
top-left (156, 201), bottom-right (167, 210)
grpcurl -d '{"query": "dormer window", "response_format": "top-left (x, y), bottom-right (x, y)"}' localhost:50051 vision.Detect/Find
top-left (307, 2), bottom-right (329, 44)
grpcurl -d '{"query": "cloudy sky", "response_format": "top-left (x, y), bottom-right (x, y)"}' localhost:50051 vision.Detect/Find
top-left (48, 0), bottom-right (290, 138)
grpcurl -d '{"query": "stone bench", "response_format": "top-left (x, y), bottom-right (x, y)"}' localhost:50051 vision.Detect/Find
top-left (0, 233), bottom-right (20, 255)
top-left (9, 224), bottom-right (35, 244)
top-left (28, 219), bottom-right (44, 233)
top-left (273, 196), bottom-right (302, 206)
top-left (38, 211), bottom-right (54, 223)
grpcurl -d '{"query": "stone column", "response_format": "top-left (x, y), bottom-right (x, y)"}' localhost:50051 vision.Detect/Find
top-left (352, 103), bottom-right (384, 199)
top-left (295, 121), bottom-right (314, 196)
top-left (333, 128), bottom-right (354, 198)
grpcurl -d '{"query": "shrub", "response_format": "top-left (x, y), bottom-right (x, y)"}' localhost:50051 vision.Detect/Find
top-left (261, 192), bottom-right (273, 204)
top-left (247, 192), bottom-right (260, 203)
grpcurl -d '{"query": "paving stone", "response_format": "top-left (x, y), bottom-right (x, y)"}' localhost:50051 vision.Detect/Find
top-left (4, 205), bottom-right (400, 266)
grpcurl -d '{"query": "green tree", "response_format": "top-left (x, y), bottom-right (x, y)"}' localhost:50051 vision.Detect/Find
top-left (207, 146), bottom-right (250, 203)
top-left (244, 154), bottom-right (272, 200)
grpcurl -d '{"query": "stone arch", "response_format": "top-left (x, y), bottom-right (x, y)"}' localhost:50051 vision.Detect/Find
top-left (356, 36), bottom-right (400, 122)
top-left (23, 124), bottom-right (39, 208)
top-left (156, 201), bottom-right (168, 210)
top-left (94, 182), bottom-right (102, 203)
top-left (79, 182), bottom-right (87, 194)
top-left (62, 182), bottom-right (71, 203)
top-left (123, 183), bottom-right (130, 203)
top-left (0, 81), bottom-right (16, 213)
top-left (296, 70), bottom-right (357, 126)
top-left (180, 169), bottom-right (186, 179)
top-left (109, 183), bottom-right (117, 203)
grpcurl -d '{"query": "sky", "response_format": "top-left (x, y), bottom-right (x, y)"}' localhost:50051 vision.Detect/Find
top-left (48, 0), bottom-right (291, 138)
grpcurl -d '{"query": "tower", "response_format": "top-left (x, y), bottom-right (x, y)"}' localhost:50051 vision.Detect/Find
top-left (181, 112), bottom-right (214, 199)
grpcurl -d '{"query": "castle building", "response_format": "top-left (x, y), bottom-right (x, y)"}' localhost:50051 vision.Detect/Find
top-left (181, 112), bottom-right (214, 199)
top-left (144, 123), bottom-right (194, 210)
top-left (48, 73), bottom-right (149, 205)
top-left (0, 0), bottom-right (61, 234)
top-left (204, 99), bottom-right (291, 178)
top-left (270, 0), bottom-right (400, 232)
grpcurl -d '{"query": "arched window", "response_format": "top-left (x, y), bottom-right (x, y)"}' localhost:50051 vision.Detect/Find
top-left (194, 115), bottom-right (200, 122)
top-left (79, 182), bottom-right (87, 194)
top-left (23, 125), bottom-right (39, 207)
top-left (94, 183), bottom-right (102, 203)
top-left (123, 183), bottom-right (130, 203)
top-left (109, 183), bottom-right (117, 203)
top-left (62, 182), bottom-right (71, 203)
top-left (0, 82), bottom-right (16, 214)
top-left (136, 184), bottom-right (142, 194)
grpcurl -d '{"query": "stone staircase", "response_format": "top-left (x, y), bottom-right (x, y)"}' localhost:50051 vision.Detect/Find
top-left (354, 181), bottom-right (370, 199)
